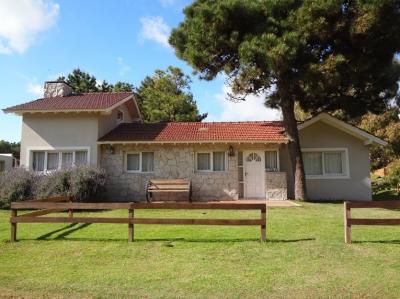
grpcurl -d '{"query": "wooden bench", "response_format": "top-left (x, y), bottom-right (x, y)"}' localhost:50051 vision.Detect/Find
top-left (146, 179), bottom-right (192, 202)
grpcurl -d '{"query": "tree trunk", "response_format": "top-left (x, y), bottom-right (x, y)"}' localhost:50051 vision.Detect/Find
top-left (281, 98), bottom-right (308, 200)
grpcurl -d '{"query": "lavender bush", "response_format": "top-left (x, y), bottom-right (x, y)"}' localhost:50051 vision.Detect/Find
top-left (0, 166), bottom-right (107, 208)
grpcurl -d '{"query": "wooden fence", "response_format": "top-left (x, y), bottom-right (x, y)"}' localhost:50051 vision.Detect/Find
top-left (10, 200), bottom-right (267, 242)
top-left (344, 201), bottom-right (400, 243)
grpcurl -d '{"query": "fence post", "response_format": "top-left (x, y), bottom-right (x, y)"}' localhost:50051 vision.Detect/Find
top-left (10, 209), bottom-right (17, 242)
top-left (344, 202), bottom-right (351, 244)
top-left (128, 207), bottom-right (134, 242)
top-left (260, 206), bottom-right (266, 242)
top-left (68, 196), bottom-right (74, 219)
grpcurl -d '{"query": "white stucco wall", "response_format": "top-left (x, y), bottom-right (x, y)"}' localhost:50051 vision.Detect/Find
top-left (281, 120), bottom-right (373, 201)
top-left (20, 113), bottom-right (99, 168)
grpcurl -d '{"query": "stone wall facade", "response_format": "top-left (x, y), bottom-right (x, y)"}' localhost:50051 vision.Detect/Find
top-left (100, 143), bottom-right (288, 202)
top-left (265, 172), bottom-right (287, 200)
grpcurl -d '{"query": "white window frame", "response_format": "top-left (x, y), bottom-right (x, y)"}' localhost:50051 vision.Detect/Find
top-left (265, 149), bottom-right (280, 172)
top-left (27, 146), bottom-right (91, 172)
top-left (301, 147), bottom-right (350, 179)
top-left (117, 109), bottom-right (124, 124)
top-left (195, 151), bottom-right (227, 172)
top-left (125, 151), bottom-right (155, 173)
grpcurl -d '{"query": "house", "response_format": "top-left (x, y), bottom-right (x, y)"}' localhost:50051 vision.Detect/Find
top-left (3, 81), bottom-right (387, 201)
top-left (0, 154), bottom-right (14, 172)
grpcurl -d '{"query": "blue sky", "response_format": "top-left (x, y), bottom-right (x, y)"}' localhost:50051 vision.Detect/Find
top-left (0, 0), bottom-right (280, 142)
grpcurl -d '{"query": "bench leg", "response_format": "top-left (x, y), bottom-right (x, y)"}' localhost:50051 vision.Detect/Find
top-left (261, 208), bottom-right (266, 242)
top-left (128, 209), bottom-right (134, 242)
top-left (10, 209), bottom-right (17, 242)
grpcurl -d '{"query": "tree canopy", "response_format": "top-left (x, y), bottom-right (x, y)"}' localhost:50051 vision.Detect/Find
top-left (170, 0), bottom-right (400, 199)
top-left (58, 69), bottom-right (133, 93)
top-left (0, 140), bottom-right (20, 159)
top-left (136, 66), bottom-right (207, 122)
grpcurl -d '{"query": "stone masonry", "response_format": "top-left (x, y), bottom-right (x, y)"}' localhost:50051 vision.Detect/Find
top-left (100, 143), bottom-right (288, 202)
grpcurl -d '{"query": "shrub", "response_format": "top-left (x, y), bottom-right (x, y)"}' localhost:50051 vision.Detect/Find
top-left (34, 169), bottom-right (71, 200)
top-left (387, 160), bottom-right (400, 188)
top-left (0, 166), bottom-right (107, 207)
top-left (0, 168), bottom-right (35, 208)
top-left (69, 166), bottom-right (106, 202)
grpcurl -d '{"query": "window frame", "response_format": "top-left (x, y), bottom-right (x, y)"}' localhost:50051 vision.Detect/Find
top-left (265, 150), bottom-right (280, 172)
top-left (116, 109), bottom-right (124, 124)
top-left (125, 151), bottom-right (155, 173)
top-left (28, 147), bottom-right (90, 172)
top-left (301, 147), bottom-right (350, 179)
top-left (195, 151), bottom-right (227, 172)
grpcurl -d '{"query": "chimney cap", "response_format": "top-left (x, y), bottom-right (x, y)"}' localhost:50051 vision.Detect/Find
top-left (45, 80), bottom-right (73, 87)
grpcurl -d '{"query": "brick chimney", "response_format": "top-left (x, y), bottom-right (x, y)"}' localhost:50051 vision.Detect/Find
top-left (44, 81), bottom-right (73, 98)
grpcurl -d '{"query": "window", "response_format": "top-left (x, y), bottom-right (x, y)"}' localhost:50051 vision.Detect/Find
top-left (265, 151), bottom-right (278, 171)
top-left (302, 148), bottom-right (349, 179)
top-left (62, 152), bottom-right (73, 168)
top-left (31, 149), bottom-right (89, 172)
top-left (32, 151), bottom-right (45, 171)
top-left (196, 152), bottom-right (226, 172)
top-left (126, 152), bottom-right (154, 173)
top-left (117, 109), bottom-right (124, 124)
top-left (0, 161), bottom-right (5, 172)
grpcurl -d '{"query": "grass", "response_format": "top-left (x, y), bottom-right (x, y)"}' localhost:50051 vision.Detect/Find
top-left (373, 189), bottom-right (399, 201)
top-left (1, 203), bottom-right (400, 298)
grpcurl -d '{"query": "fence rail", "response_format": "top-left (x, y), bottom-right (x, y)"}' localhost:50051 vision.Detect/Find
top-left (344, 201), bottom-right (400, 243)
top-left (10, 201), bottom-right (267, 242)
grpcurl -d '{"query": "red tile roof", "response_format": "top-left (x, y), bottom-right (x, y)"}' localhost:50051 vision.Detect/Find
top-left (99, 121), bottom-right (287, 143)
top-left (4, 92), bottom-right (133, 112)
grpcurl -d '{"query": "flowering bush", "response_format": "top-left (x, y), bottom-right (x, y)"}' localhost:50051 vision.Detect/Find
top-left (0, 168), bottom-right (35, 208)
top-left (0, 166), bottom-right (107, 208)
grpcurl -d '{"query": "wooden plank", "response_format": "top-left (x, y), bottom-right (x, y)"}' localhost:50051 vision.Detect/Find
top-left (11, 201), bottom-right (265, 210)
top-left (148, 185), bottom-right (189, 190)
top-left (348, 218), bottom-right (400, 226)
top-left (128, 209), bottom-right (134, 242)
top-left (25, 195), bottom-right (73, 203)
top-left (148, 190), bottom-right (190, 193)
top-left (19, 208), bottom-right (66, 217)
top-left (132, 218), bottom-right (263, 225)
top-left (346, 201), bottom-right (400, 209)
top-left (11, 216), bottom-right (131, 224)
top-left (344, 202), bottom-right (351, 244)
top-left (10, 209), bottom-right (17, 242)
top-left (130, 202), bottom-right (266, 210)
top-left (11, 216), bottom-right (263, 226)
top-left (149, 179), bottom-right (189, 185)
top-left (11, 202), bottom-right (132, 210)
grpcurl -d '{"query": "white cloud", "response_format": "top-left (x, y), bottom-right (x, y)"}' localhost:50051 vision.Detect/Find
top-left (0, 0), bottom-right (59, 54)
top-left (117, 57), bottom-right (131, 76)
top-left (27, 82), bottom-right (43, 97)
top-left (139, 16), bottom-right (171, 48)
top-left (207, 84), bottom-right (282, 122)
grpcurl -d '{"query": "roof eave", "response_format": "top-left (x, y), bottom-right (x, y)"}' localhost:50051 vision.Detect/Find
top-left (298, 112), bottom-right (388, 147)
top-left (97, 140), bottom-right (288, 145)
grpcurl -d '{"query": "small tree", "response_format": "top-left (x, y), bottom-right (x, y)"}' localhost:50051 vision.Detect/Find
top-left (136, 66), bottom-right (207, 122)
top-left (170, 0), bottom-right (400, 200)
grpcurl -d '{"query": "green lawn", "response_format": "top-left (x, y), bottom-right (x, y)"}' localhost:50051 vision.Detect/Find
top-left (1, 203), bottom-right (400, 298)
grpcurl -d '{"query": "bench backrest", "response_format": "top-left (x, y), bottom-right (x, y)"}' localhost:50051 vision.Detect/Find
top-left (148, 179), bottom-right (190, 190)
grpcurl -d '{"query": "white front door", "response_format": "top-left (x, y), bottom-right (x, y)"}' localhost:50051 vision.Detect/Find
top-left (244, 151), bottom-right (265, 199)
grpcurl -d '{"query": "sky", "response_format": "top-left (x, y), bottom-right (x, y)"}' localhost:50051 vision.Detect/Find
top-left (0, 0), bottom-right (281, 143)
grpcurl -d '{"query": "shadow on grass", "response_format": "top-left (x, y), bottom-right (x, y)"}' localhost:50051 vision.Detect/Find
top-left (353, 239), bottom-right (400, 244)
top-left (36, 223), bottom-right (92, 240)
